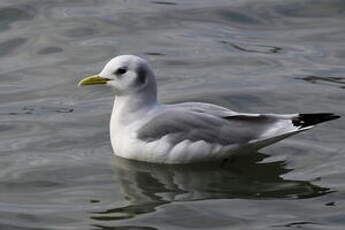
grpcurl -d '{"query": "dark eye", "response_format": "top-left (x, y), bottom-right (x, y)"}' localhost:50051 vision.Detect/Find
top-left (116, 67), bottom-right (127, 75)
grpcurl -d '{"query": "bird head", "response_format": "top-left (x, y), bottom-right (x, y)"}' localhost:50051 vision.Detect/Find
top-left (78, 55), bottom-right (156, 96)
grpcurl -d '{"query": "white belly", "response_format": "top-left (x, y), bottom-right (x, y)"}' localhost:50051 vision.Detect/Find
top-left (111, 126), bottom-right (238, 164)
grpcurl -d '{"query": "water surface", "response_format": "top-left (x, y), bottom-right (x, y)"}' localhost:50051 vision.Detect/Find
top-left (0, 0), bottom-right (344, 229)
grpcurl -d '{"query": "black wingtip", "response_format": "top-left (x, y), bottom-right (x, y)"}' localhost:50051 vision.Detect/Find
top-left (292, 113), bottom-right (341, 128)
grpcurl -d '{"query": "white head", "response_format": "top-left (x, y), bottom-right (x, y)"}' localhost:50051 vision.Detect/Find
top-left (79, 55), bottom-right (157, 97)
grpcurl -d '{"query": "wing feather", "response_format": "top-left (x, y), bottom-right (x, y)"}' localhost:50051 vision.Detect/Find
top-left (137, 103), bottom-right (291, 146)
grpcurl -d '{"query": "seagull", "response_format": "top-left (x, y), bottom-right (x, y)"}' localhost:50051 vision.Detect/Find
top-left (78, 55), bottom-right (340, 164)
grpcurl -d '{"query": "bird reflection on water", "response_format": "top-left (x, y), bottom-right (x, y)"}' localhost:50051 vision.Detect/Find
top-left (90, 152), bottom-right (331, 226)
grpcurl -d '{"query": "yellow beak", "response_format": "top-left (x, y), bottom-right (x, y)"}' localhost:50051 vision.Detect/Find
top-left (78, 75), bottom-right (110, 87)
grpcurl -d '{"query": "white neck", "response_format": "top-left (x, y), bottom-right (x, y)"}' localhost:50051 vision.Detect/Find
top-left (111, 86), bottom-right (158, 126)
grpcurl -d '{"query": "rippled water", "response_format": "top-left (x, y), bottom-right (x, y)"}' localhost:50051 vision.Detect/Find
top-left (1, 0), bottom-right (344, 229)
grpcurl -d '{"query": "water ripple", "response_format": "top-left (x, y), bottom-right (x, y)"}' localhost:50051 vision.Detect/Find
top-left (0, 0), bottom-right (344, 229)
top-left (0, 6), bottom-right (35, 32)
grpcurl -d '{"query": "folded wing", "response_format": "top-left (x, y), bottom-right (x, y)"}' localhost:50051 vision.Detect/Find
top-left (137, 107), bottom-right (295, 147)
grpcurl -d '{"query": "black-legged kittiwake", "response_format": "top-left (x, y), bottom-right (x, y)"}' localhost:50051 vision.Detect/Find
top-left (78, 55), bottom-right (340, 164)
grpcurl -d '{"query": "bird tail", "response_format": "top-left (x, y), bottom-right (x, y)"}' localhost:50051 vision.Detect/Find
top-left (246, 113), bottom-right (340, 152)
top-left (292, 113), bottom-right (340, 128)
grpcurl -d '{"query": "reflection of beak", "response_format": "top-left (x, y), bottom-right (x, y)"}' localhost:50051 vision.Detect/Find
top-left (78, 75), bottom-right (110, 87)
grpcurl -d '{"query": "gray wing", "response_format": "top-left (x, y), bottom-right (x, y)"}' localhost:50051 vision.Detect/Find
top-left (137, 104), bottom-right (293, 146)
top-left (168, 102), bottom-right (238, 117)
